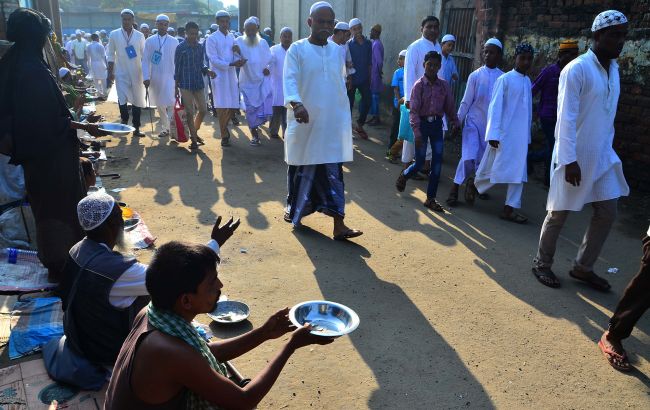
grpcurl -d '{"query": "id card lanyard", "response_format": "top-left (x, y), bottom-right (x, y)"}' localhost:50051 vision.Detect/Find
top-left (123, 28), bottom-right (137, 59)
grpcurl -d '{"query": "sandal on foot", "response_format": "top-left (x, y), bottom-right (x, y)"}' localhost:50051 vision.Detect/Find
top-left (196, 136), bottom-right (205, 145)
top-left (464, 177), bottom-right (478, 205)
top-left (569, 270), bottom-right (611, 292)
top-left (424, 198), bottom-right (445, 213)
top-left (283, 211), bottom-right (292, 223)
top-left (500, 212), bottom-right (528, 224)
top-left (446, 191), bottom-right (459, 207)
top-left (221, 138), bottom-right (231, 147)
top-left (532, 267), bottom-right (561, 288)
top-left (333, 229), bottom-right (363, 241)
top-left (598, 339), bottom-right (631, 372)
top-left (395, 173), bottom-right (407, 192)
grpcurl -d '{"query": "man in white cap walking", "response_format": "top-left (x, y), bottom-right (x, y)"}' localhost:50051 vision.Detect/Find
top-left (329, 21), bottom-right (354, 78)
top-left (71, 29), bottom-right (88, 72)
top-left (206, 10), bottom-right (246, 146)
top-left (269, 27), bottom-right (293, 139)
top-left (87, 33), bottom-right (108, 98)
top-left (347, 17), bottom-right (372, 139)
top-left (107, 9), bottom-right (147, 137)
top-left (532, 10), bottom-right (629, 290)
top-left (140, 23), bottom-right (150, 39)
top-left (142, 14), bottom-right (179, 138)
top-left (284, 1), bottom-right (362, 240)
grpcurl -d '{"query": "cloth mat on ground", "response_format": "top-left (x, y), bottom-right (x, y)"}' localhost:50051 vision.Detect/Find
top-left (125, 211), bottom-right (156, 250)
top-left (0, 258), bottom-right (56, 293)
top-left (8, 297), bottom-right (63, 360)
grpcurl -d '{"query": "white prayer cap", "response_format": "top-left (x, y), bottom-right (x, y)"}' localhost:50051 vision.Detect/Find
top-left (168, 27), bottom-right (175, 33)
top-left (263, 27), bottom-right (272, 34)
top-left (399, 49), bottom-right (407, 57)
top-left (120, 9), bottom-right (134, 16)
top-left (211, 23), bottom-right (218, 30)
top-left (75, 29), bottom-right (81, 35)
top-left (100, 30), bottom-right (107, 34)
top-left (77, 192), bottom-right (116, 232)
top-left (244, 16), bottom-right (259, 28)
top-left (334, 22), bottom-right (349, 31)
top-left (441, 34), bottom-right (456, 43)
top-left (215, 10), bottom-right (230, 18)
top-left (156, 14), bottom-right (169, 22)
top-left (309, 1), bottom-right (333, 15)
top-left (280, 27), bottom-right (293, 35)
top-left (140, 23), bottom-right (149, 29)
top-left (484, 37), bottom-right (503, 50)
top-left (58, 67), bottom-right (70, 79)
top-left (591, 10), bottom-right (628, 32)
top-left (349, 18), bottom-right (362, 28)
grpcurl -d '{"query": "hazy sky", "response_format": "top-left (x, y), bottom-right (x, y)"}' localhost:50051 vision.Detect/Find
top-left (221, 0), bottom-right (239, 7)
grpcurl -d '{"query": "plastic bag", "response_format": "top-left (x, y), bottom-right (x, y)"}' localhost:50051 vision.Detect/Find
top-left (170, 98), bottom-right (189, 143)
top-left (398, 104), bottom-right (414, 142)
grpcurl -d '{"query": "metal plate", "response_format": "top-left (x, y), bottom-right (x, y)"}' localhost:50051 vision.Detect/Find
top-left (208, 300), bottom-right (250, 324)
top-left (97, 122), bottom-right (135, 135)
top-left (289, 300), bottom-right (360, 337)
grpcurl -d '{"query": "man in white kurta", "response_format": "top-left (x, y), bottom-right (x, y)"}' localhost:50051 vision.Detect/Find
top-left (142, 14), bottom-right (179, 138)
top-left (235, 17), bottom-right (272, 146)
top-left (86, 34), bottom-right (108, 98)
top-left (71, 31), bottom-right (88, 72)
top-left (447, 38), bottom-right (503, 206)
top-left (206, 10), bottom-right (245, 146)
top-left (268, 27), bottom-right (292, 139)
top-left (474, 43), bottom-right (534, 223)
top-left (532, 11), bottom-right (629, 291)
top-left (283, 1), bottom-right (362, 241)
top-left (107, 9), bottom-right (146, 137)
top-left (402, 16), bottom-right (443, 166)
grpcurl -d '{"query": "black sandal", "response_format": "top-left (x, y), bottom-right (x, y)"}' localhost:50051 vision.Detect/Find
top-left (464, 177), bottom-right (478, 205)
top-left (424, 199), bottom-right (445, 213)
top-left (532, 267), bottom-right (561, 288)
top-left (500, 212), bottom-right (528, 224)
top-left (569, 270), bottom-right (611, 292)
top-left (446, 191), bottom-right (459, 207)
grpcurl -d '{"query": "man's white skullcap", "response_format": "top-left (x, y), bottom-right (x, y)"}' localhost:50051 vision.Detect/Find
top-left (263, 27), bottom-right (272, 34)
top-left (310, 1), bottom-right (333, 15)
top-left (75, 29), bottom-right (81, 35)
top-left (140, 23), bottom-right (149, 29)
top-left (168, 27), bottom-right (175, 32)
top-left (156, 14), bottom-right (169, 22)
top-left (244, 16), bottom-right (259, 27)
top-left (441, 34), bottom-right (456, 43)
top-left (399, 49), bottom-right (407, 57)
top-left (77, 192), bottom-right (116, 232)
top-left (349, 18), bottom-right (362, 28)
top-left (100, 30), bottom-right (107, 34)
top-left (334, 21), bottom-right (349, 31)
top-left (591, 10), bottom-right (628, 32)
top-left (58, 67), bottom-right (70, 79)
top-left (120, 9), bottom-right (134, 16)
top-left (211, 23), bottom-right (218, 30)
top-left (215, 10), bottom-right (230, 18)
top-left (485, 38), bottom-right (503, 50)
top-left (280, 27), bottom-right (293, 35)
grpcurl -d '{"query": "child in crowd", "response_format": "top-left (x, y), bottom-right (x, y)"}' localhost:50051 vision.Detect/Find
top-left (386, 50), bottom-right (406, 163)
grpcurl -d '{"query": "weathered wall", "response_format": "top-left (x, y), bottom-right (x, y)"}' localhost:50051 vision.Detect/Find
top-left (498, 0), bottom-right (650, 191)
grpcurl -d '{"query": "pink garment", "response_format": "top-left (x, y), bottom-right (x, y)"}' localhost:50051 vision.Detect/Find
top-left (408, 75), bottom-right (459, 139)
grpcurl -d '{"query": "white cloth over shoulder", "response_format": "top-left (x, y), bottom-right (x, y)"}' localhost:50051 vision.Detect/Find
top-left (475, 70), bottom-right (532, 188)
top-left (142, 34), bottom-right (179, 107)
top-left (106, 28), bottom-right (146, 107)
top-left (547, 49), bottom-right (629, 211)
top-left (86, 42), bottom-right (107, 80)
top-left (269, 44), bottom-right (288, 107)
top-left (205, 30), bottom-right (240, 109)
top-left (404, 36), bottom-right (441, 101)
top-left (235, 37), bottom-right (272, 107)
top-left (283, 39), bottom-right (353, 166)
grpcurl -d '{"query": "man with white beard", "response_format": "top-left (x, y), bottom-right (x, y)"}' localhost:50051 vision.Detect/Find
top-left (142, 14), bottom-right (179, 138)
top-left (235, 16), bottom-right (272, 146)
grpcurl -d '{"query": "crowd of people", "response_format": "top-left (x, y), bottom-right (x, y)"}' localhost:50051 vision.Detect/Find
top-left (0, 1), bottom-right (647, 408)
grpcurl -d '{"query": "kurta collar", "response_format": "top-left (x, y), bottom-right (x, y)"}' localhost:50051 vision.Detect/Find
top-left (420, 36), bottom-right (439, 48)
top-left (586, 48), bottom-right (619, 75)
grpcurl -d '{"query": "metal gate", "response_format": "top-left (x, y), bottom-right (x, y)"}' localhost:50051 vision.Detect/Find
top-left (442, 3), bottom-right (477, 106)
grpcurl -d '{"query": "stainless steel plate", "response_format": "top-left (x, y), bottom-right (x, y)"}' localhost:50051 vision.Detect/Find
top-left (208, 300), bottom-right (250, 324)
top-left (98, 122), bottom-right (135, 135)
top-left (289, 300), bottom-right (360, 337)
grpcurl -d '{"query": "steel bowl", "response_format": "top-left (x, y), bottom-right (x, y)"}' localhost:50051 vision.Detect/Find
top-left (289, 300), bottom-right (360, 337)
top-left (123, 217), bottom-right (140, 231)
top-left (208, 300), bottom-right (250, 324)
top-left (98, 122), bottom-right (135, 135)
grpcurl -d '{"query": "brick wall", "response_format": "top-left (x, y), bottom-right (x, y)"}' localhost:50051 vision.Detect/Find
top-left (497, 0), bottom-right (650, 191)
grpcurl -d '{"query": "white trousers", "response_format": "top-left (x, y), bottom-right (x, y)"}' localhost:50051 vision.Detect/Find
top-left (401, 139), bottom-right (432, 163)
top-left (477, 182), bottom-right (524, 209)
top-left (93, 79), bottom-right (106, 97)
top-left (157, 106), bottom-right (171, 132)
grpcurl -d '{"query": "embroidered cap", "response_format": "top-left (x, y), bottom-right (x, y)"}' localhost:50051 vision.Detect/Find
top-left (77, 193), bottom-right (116, 232)
top-left (591, 10), bottom-right (628, 32)
top-left (515, 42), bottom-right (534, 55)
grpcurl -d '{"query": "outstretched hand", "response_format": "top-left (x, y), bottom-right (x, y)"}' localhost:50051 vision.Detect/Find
top-left (261, 307), bottom-right (295, 339)
top-left (211, 215), bottom-right (241, 247)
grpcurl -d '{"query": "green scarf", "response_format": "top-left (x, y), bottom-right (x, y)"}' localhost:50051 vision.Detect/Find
top-left (147, 303), bottom-right (227, 409)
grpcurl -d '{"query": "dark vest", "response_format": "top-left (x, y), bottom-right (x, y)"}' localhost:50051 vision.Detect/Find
top-left (59, 238), bottom-right (150, 365)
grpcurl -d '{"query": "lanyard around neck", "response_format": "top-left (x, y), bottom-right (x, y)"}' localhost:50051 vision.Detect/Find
top-left (122, 28), bottom-right (133, 45)
top-left (158, 34), bottom-right (168, 51)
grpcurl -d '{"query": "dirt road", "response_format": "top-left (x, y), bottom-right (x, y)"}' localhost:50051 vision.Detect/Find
top-left (97, 102), bottom-right (649, 409)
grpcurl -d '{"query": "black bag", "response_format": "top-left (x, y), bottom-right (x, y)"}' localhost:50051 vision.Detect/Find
top-left (42, 249), bottom-right (109, 390)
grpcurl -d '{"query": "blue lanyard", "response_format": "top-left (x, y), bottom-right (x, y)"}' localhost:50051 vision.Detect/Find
top-left (158, 34), bottom-right (168, 52)
top-left (122, 28), bottom-right (133, 45)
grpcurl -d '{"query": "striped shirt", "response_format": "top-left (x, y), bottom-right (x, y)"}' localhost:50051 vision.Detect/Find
top-left (174, 41), bottom-right (207, 90)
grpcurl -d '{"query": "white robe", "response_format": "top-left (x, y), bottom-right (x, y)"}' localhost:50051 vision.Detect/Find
top-left (106, 28), bottom-right (146, 107)
top-left (205, 30), bottom-right (240, 109)
top-left (142, 34), bottom-right (179, 107)
top-left (403, 36), bottom-right (442, 101)
top-left (235, 37), bottom-right (272, 108)
top-left (547, 49), bottom-right (629, 211)
top-left (86, 41), bottom-right (107, 80)
top-left (269, 44), bottom-right (288, 107)
top-left (475, 70), bottom-right (532, 188)
top-left (283, 39), bottom-right (353, 166)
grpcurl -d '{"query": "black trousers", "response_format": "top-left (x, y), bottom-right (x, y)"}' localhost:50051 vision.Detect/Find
top-left (347, 81), bottom-right (371, 127)
top-left (389, 106), bottom-right (400, 148)
top-left (608, 236), bottom-right (650, 340)
top-left (118, 104), bottom-right (141, 129)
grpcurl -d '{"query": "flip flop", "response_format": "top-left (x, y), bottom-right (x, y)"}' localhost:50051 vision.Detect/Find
top-left (333, 229), bottom-right (363, 241)
top-left (446, 191), bottom-right (459, 207)
top-left (500, 212), bottom-right (528, 224)
top-left (464, 177), bottom-right (478, 205)
top-left (532, 267), bottom-right (561, 288)
top-left (569, 270), bottom-right (611, 292)
top-left (283, 211), bottom-right (292, 223)
top-left (424, 198), bottom-right (445, 213)
top-left (598, 339), bottom-right (631, 372)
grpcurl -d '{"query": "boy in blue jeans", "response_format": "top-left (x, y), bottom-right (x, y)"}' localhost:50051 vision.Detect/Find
top-left (395, 51), bottom-right (459, 212)
top-left (386, 50), bottom-right (406, 163)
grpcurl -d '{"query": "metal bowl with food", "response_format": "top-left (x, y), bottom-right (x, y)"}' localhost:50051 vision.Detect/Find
top-left (97, 122), bottom-right (135, 135)
top-left (123, 217), bottom-right (141, 231)
top-left (208, 300), bottom-right (250, 324)
top-left (289, 300), bottom-right (359, 337)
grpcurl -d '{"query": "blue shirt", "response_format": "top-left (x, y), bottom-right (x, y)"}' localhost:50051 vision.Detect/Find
top-left (348, 37), bottom-right (372, 86)
top-left (440, 53), bottom-right (458, 85)
top-left (391, 67), bottom-right (404, 108)
top-left (174, 41), bottom-right (207, 91)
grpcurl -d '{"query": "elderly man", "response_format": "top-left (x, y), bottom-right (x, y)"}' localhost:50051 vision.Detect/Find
top-left (269, 27), bottom-right (292, 139)
top-left (142, 14), bottom-right (179, 139)
top-left (107, 9), bottom-right (147, 137)
top-left (367, 24), bottom-right (384, 126)
top-left (532, 10), bottom-right (630, 290)
top-left (235, 17), bottom-right (272, 146)
top-left (284, 1), bottom-right (363, 241)
top-left (206, 10), bottom-right (245, 147)
top-left (140, 23), bottom-right (150, 39)
top-left (59, 192), bottom-right (240, 367)
top-left (347, 17), bottom-right (372, 139)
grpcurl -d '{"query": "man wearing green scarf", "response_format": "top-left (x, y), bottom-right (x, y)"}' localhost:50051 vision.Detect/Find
top-left (105, 238), bottom-right (334, 409)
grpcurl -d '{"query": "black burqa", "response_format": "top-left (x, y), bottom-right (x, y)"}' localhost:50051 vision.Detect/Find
top-left (0, 9), bottom-right (84, 280)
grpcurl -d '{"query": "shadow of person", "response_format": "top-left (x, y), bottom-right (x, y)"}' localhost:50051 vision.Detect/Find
top-left (293, 226), bottom-right (494, 409)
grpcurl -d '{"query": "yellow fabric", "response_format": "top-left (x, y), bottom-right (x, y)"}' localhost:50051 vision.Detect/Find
top-left (559, 40), bottom-right (579, 50)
